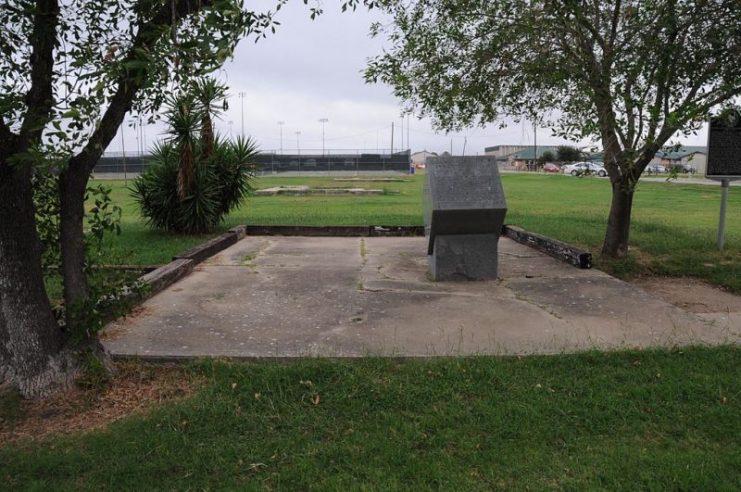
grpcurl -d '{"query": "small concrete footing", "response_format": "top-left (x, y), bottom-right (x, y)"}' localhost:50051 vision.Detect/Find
top-left (429, 234), bottom-right (499, 280)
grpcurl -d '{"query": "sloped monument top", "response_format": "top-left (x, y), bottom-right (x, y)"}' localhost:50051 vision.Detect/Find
top-left (424, 156), bottom-right (507, 254)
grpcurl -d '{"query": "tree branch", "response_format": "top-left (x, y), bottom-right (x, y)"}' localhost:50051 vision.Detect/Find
top-left (18, 0), bottom-right (59, 146)
top-left (68, 0), bottom-right (214, 174)
top-left (0, 119), bottom-right (14, 145)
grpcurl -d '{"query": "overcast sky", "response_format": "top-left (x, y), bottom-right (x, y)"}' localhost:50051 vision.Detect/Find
top-left (109, 2), bottom-right (708, 156)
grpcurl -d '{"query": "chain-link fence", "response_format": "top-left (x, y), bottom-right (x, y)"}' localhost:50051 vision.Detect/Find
top-left (92, 150), bottom-right (412, 176)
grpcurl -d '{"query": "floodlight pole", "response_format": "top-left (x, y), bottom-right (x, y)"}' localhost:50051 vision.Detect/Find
top-left (319, 118), bottom-right (328, 155)
top-left (238, 92), bottom-right (246, 137)
top-left (296, 131), bottom-right (302, 176)
top-left (120, 125), bottom-right (127, 184)
top-left (277, 121), bottom-right (284, 153)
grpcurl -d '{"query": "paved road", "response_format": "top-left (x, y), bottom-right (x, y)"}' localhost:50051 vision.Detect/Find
top-left (640, 176), bottom-right (740, 186)
top-left (102, 236), bottom-right (739, 360)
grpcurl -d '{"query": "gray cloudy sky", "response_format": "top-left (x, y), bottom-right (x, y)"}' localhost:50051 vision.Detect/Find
top-left (111, 2), bottom-right (708, 156)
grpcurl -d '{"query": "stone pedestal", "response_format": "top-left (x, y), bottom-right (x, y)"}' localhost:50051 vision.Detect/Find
top-left (429, 233), bottom-right (499, 281)
top-left (424, 156), bottom-right (507, 281)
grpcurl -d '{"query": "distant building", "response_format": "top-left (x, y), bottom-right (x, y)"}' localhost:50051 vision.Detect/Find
top-left (484, 145), bottom-right (527, 158)
top-left (411, 150), bottom-right (438, 167)
top-left (484, 143), bottom-right (707, 174)
top-left (650, 146), bottom-right (707, 174)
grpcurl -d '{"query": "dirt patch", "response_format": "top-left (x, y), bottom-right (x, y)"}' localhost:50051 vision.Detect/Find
top-left (0, 362), bottom-right (198, 445)
top-left (630, 277), bottom-right (741, 313)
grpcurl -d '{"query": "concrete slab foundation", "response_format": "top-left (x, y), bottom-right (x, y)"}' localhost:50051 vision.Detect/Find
top-left (102, 236), bottom-right (740, 360)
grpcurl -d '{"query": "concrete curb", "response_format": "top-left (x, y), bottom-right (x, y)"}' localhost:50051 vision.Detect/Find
top-left (100, 258), bottom-right (195, 326)
top-left (139, 258), bottom-right (195, 299)
top-left (502, 225), bottom-right (592, 269)
top-left (173, 231), bottom-right (240, 263)
top-left (244, 225), bottom-right (425, 237)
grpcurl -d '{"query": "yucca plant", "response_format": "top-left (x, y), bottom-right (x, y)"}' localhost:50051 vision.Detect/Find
top-left (193, 77), bottom-right (228, 159)
top-left (131, 81), bottom-right (259, 234)
top-left (164, 94), bottom-right (200, 201)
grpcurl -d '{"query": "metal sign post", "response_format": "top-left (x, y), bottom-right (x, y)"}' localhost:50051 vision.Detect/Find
top-left (717, 179), bottom-right (730, 251)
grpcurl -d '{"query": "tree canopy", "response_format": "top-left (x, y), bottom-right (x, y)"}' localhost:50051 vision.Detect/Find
top-left (366, 0), bottom-right (741, 256)
top-left (0, 0), bottom-right (284, 398)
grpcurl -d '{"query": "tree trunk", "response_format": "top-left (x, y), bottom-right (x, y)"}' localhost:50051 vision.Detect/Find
top-left (602, 180), bottom-right (635, 258)
top-left (0, 165), bottom-right (76, 398)
top-left (59, 169), bottom-right (91, 328)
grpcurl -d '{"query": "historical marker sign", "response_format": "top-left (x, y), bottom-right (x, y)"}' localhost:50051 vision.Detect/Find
top-left (707, 110), bottom-right (741, 179)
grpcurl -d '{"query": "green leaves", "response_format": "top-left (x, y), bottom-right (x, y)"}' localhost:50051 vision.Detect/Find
top-left (366, 0), bottom-right (741, 147)
top-left (131, 129), bottom-right (259, 234)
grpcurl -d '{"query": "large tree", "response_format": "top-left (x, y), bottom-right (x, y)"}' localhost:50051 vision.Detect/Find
top-left (0, 0), bottom-right (284, 397)
top-left (366, 0), bottom-right (741, 256)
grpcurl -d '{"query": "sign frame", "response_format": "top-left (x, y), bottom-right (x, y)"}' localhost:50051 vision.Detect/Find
top-left (706, 110), bottom-right (741, 180)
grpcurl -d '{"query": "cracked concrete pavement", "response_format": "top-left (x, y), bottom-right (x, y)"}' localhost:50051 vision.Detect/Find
top-left (102, 236), bottom-right (740, 359)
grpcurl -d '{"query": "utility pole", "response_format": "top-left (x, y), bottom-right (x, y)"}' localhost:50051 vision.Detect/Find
top-left (319, 118), bottom-right (328, 155)
top-left (277, 121), bottom-right (284, 153)
top-left (238, 92), bottom-right (246, 137)
top-left (450, 138), bottom-right (453, 155)
top-left (533, 121), bottom-right (538, 168)
top-left (295, 131), bottom-right (301, 155)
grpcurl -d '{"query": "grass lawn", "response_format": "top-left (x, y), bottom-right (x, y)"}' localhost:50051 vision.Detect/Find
top-left (2, 347), bottom-right (740, 489)
top-left (97, 173), bottom-right (741, 292)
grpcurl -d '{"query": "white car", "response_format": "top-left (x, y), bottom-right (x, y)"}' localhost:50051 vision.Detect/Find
top-left (644, 164), bottom-right (667, 174)
top-left (562, 161), bottom-right (607, 177)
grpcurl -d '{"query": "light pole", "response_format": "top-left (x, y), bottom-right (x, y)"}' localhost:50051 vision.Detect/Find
top-left (278, 121), bottom-right (284, 153)
top-left (130, 119), bottom-right (140, 154)
top-left (296, 131), bottom-right (302, 175)
top-left (319, 118), bottom-right (328, 155)
top-left (228, 120), bottom-right (234, 137)
top-left (140, 115), bottom-right (146, 154)
top-left (238, 92), bottom-right (246, 137)
top-left (120, 124), bottom-right (127, 184)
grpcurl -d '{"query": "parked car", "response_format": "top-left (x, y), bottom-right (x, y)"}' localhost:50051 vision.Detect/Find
top-left (562, 161), bottom-right (607, 177)
top-left (644, 164), bottom-right (667, 174)
top-left (543, 163), bottom-right (560, 173)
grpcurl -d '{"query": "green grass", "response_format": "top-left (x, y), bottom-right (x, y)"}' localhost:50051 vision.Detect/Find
top-left (98, 173), bottom-right (741, 292)
top-left (2, 347), bottom-right (739, 489)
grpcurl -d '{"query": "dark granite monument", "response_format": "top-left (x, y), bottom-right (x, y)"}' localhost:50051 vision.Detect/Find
top-left (424, 156), bottom-right (507, 280)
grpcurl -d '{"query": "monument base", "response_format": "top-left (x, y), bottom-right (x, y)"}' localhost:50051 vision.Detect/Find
top-left (429, 233), bottom-right (499, 281)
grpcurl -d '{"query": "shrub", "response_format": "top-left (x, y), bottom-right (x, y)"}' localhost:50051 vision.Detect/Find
top-left (131, 136), bottom-right (258, 233)
top-left (131, 78), bottom-right (259, 234)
